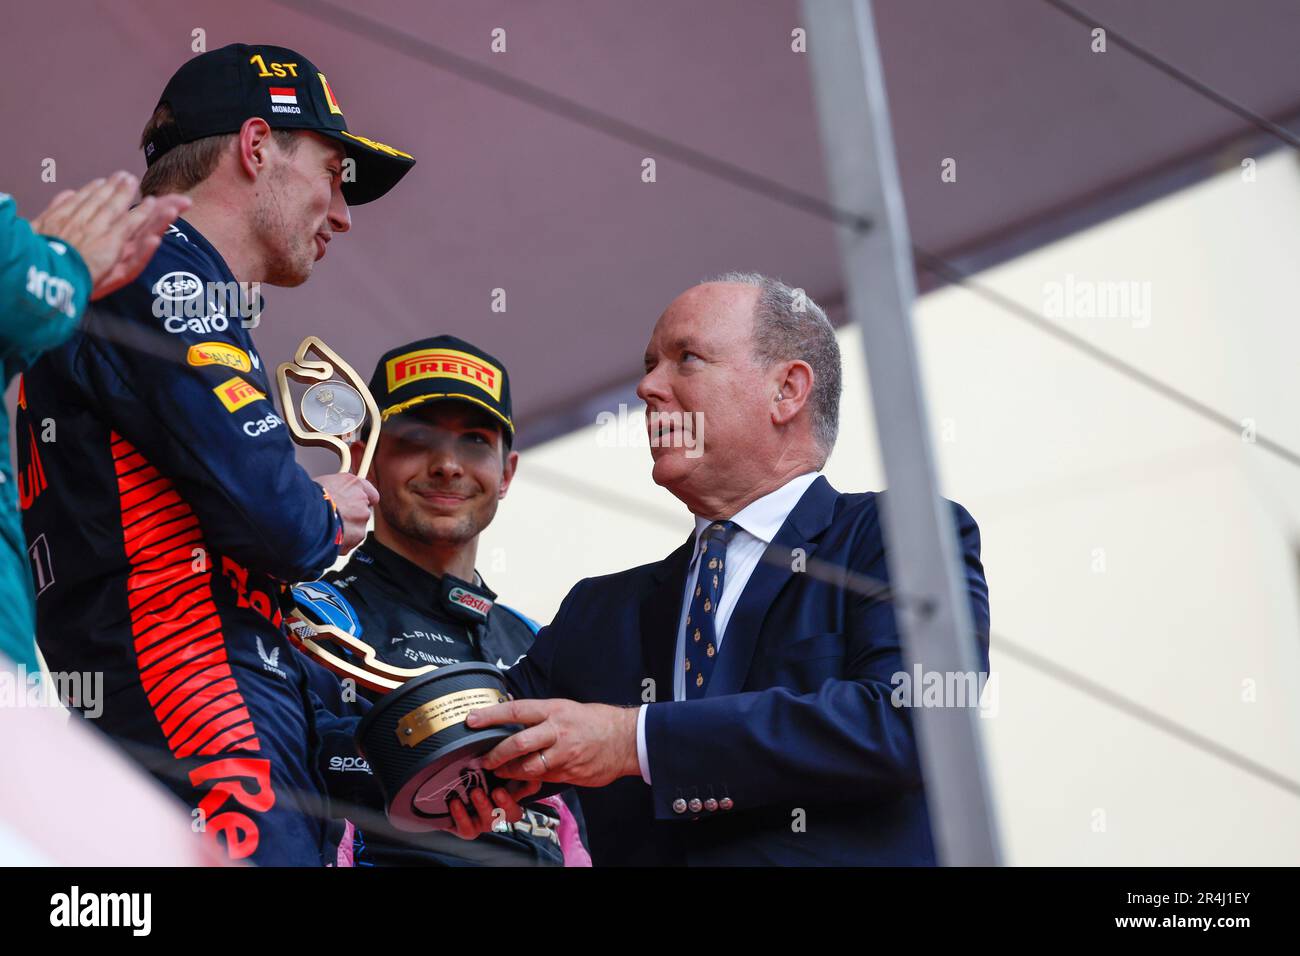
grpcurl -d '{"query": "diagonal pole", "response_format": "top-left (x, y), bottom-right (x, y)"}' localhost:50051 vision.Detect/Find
top-left (802, 0), bottom-right (1002, 865)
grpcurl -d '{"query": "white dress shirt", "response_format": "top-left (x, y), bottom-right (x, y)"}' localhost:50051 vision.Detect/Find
top-left (635, 471), bottom-right (823, 784)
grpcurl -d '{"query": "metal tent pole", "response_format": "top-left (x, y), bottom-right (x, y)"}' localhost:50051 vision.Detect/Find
top-left (801, 0), bottom-right (1002, 865)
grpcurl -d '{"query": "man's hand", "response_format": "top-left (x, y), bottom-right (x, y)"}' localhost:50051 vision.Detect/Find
top-left (467, 699), bottom-right (641, 789)
top-left (31, 172), bottom-right (191, 301)
top-left (446, 780), bottom-right (542, 841)
top-left (316, 472), bottom-right (379, 553)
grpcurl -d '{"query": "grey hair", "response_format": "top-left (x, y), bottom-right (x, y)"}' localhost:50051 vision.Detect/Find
top-left (706, 271), bottom-right (842, 463)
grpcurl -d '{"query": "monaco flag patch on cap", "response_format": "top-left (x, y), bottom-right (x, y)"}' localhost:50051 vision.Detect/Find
top-left (268, 86), bottom-right (298, 105)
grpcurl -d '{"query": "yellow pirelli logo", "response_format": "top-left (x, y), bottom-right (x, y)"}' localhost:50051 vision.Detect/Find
top-left (386, 348), bottom-right (502, 401)
top-left (188, 342), bottom-right (252, 373)
top-left (213, 376), bottom-right (266, 413)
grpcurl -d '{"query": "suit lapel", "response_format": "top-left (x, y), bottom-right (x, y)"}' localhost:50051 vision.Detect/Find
top-left (706, 475), bottom-right (840, 698)
top-left (639, 534), bottom-right (695, 705)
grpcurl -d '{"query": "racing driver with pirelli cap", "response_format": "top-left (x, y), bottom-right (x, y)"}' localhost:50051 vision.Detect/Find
top-left (297, 336), bottom-right (591, 867)
top-left (17, 43), bottom-right (413, 865)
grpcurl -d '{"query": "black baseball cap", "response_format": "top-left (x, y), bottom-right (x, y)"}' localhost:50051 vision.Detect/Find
top-left (144, 43), bottom-right (415, 205)
top-left (369, 336), bottom-right (514, 445)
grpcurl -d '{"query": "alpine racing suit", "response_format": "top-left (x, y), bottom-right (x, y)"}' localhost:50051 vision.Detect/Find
top-left (17, 218), bottom-right (356, 866)
top-left (296, 533), bottom-right (589, 866)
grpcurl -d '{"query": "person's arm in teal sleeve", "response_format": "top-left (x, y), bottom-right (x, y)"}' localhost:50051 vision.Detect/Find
top-left (0, 192), bottom-right (91, 357)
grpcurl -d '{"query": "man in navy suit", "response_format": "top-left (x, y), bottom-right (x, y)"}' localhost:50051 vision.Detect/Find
top-left (463, 272), bottom-right (991, 865)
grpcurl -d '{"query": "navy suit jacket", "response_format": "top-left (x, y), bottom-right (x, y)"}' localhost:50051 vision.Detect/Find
top-left (506, 476), bottom-right (990, 866)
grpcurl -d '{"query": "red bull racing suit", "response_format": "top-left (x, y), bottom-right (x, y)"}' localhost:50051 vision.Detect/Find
top-left (17, 218), bottom-right (357, 866)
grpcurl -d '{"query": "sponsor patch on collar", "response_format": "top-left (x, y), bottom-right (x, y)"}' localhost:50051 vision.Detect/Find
top-left (448, 585), bottom-right (493, 620)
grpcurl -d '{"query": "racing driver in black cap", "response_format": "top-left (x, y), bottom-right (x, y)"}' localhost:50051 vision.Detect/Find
top-left (17, 44), bottom-right (414, 865)
top-left (296, 336), bottom-right (590, 866)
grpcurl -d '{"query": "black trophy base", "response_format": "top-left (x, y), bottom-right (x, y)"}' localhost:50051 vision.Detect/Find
top-left (356, 662), bottom-right (517, 832)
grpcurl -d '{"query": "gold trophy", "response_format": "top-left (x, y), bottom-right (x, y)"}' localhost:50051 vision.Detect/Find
top-left (277, 337), bottom-right (515, 831)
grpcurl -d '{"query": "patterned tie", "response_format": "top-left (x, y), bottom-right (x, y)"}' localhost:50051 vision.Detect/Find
top-left (684, 520), bottom-right (738, 699)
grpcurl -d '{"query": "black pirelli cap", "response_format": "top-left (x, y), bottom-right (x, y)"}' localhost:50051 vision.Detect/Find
top-left (370, 336), bottom-right (515, 446)
top-left (144, 43), bottom-right (415, 205)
